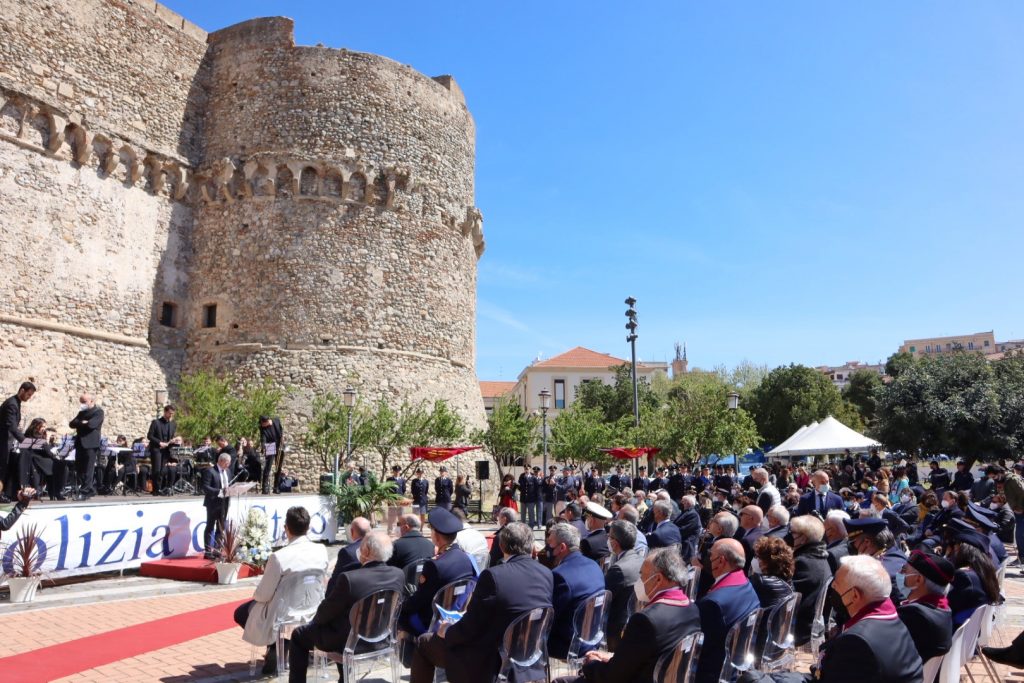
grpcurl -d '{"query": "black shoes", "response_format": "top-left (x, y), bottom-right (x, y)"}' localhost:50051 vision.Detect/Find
top-left (982, 645), bottom-right (1024, 669)
top-left (262, 644), bottom-right (277, 675)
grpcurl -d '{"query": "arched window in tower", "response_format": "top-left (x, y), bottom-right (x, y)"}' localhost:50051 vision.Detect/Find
top-left (276, 165), bottom-right (294, 198)
top-left (346, 171), bottom-right (367, 203)
top-left (299, 166), bottom-right (319, 196)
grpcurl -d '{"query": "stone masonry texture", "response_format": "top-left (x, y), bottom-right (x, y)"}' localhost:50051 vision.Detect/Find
top-left (0, 0), bottom-right (487, 487)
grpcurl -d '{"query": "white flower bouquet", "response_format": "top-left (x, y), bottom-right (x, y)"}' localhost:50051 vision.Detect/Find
top-left (239, 508), bottom-right (273, 569)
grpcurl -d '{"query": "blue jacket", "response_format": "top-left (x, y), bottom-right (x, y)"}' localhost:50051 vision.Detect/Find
top-left (549, 550), bottom-right (605, 659)
top-left (400, 545), bottom-right (476, 635)
top-left (696, 574), bottom-right (761, 683)
top-left (646, 520), bottom-right (682, 549)
top-left (795, 490), bottom-right (844, 516)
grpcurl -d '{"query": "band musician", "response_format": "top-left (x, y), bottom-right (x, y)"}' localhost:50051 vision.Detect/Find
top-left (147, 405), bottom-right (181, 496)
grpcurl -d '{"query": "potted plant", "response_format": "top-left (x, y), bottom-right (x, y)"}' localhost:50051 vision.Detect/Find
top-left (327, 474), bottom-right (402, 531)
top-left (3, 523), bottom-right (46, 603)
top-left (215, 520), bottom-right (243, 585)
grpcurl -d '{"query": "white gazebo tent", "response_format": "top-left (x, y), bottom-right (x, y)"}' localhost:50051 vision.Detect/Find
top-left (767, 416), bottom-right (880, 461)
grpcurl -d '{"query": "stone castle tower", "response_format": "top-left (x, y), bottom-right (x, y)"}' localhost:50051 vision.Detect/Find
top-left (0, 1), bottom-right (486, 479)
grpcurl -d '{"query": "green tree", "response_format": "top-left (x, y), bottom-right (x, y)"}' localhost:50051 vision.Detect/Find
top-left (842, 369), bottom-right (884, 427)
top-left (744, 364), bottom-right (859, 446)
top-left (472, 398), bottom-right (537, 480)
top-left (352, 399), bottom-right (466, 479)
top-left (714, 359), bottom-right (770, 396)
top-left (574, 364), bottom-right (661, 424)
top-left (885, 351), bottom-right (916, 379)
top-left (994, 352), bottom-right (1024, 458)
top-left (302, 392), bottom-right (364, 474)
top-left (176, 371), bottom-right (289, 444)
top-left (548, 405), bottom-right (615, 471)
top-left (662, 372), bottom-right (760, 466)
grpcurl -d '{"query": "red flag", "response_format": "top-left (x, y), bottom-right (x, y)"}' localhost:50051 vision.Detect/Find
top-left (409, 446), bottom-right (482, 462)
top-left (600, 447), bottom-right (661, 460)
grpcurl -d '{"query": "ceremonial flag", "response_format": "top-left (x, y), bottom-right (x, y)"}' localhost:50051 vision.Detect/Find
top-left (600, 447), bottom-right (661, 460)
top-left (409, 446), bottom-right (482, 462)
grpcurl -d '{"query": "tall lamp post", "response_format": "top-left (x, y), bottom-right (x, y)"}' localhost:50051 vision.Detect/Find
top-left (624, 297), bottom-right (640, 477)
top-left (342, 385), bottom-right (357, 481)
top-left (539, 388), bottom-right (551, 474)
top-left (154, 389), bottom-right (167, 418)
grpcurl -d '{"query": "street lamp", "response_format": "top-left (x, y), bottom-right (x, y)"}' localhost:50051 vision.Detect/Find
top-left (727, 392), bottom-right (740, 411)
top-left (342, 385), bottom-right (357, 482)
top-left (624, 297), bottom-right (640, 478)
top-left (539, 388), bottom-right (551, 474)
top-left (154, 389), bottom-right (167, 418)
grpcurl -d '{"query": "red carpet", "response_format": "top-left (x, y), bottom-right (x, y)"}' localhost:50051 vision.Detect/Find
top-left (0, 598), bottom-right (247, 682)
top-left (139, 556), bottom-right (261, 582)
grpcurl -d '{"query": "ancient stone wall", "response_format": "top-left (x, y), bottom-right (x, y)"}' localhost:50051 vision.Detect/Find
top-left (0, 2), bottom-right (487, 488)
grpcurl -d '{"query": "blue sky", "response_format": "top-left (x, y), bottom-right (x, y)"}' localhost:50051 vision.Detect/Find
top-left (167, 2), bottom-right (1024, 380)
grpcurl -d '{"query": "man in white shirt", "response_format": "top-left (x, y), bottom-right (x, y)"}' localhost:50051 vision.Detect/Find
top-left (452, 507), bottom-right (489, 571)
top-left (234, 506), bottom-right (329, 674)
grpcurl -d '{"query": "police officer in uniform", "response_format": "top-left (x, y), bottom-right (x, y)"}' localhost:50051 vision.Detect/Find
top-left (541, 466), bottom-right (558, 525)
top-left (650, 467), bottom-right (667, 492)
top-left (410, 468), bottom-right (430, 526)
top-left (434, 466), bottom-right (453, 511)
top-left (632, 465), bottom-right (650, 493)
top-left (520, 466), bottom-right (541, 528)
top-left (667, 465), bottom-right (686, 501)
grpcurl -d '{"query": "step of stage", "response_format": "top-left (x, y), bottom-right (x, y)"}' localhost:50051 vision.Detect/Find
top-left (139, 557), bottom-right (263, 583)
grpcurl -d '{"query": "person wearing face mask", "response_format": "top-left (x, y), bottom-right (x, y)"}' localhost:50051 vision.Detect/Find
top-left (692, 511), bottom-right (739, 598)
top-left (749, 536), bottom-right (795, 610)
top-left (580, 501), bottom-right (613, 564)
top-left (970, 465), bottom-right (1000, 506)
top-left (795, 470), bottom-right (843, 517)
top-left (891, 488), bottom-right (920, 526)
top-left (823, 510), bottom-right (850, 573)
top-left (603, 520), bottom-right (645, 652)
top-left (897, 548), bottom-right (954, 664)
top-left (551, 547), bottom-right (699, 683)
top-left (67, 392), bottom-right (104, 500)
top-left (741, 555), bottom-right (923, 683)
top-left (789, 515), bottom-right (832, 646)
top-left (842, 517), bottom-right (908, 606)
top-left (695, 538), bottom-right (760, 683)
top-left (751, 467), bottom-right (780, 515)
top-left (546, 521), bottom-right (605, 660)
top-left (645, 500), bottom-right (682, 549)
top-left (988, 493), bottom-right (1015, 544)
top-left (411, 522), bottom-right (553, 683)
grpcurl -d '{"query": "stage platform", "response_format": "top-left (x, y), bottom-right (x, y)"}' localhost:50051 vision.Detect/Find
top-left (139, 556), bottom-right (262, 583)
top-left (5, 491), bottom-right (337, 581)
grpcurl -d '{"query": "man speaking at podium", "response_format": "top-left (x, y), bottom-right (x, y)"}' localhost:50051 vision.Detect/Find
top-left (202, 452), bottom-right (234, 559)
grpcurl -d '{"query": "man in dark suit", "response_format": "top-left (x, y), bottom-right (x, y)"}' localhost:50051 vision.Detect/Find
top-left (201, 452), bottom-right (234, 559)
top-left (389, 514), bottom-right (435, 571)
top-left (646, 500), bottom-right (682, 549)
top-left (258, 415), bottom-right (284, 494)
top-left (693, 512), bottom-right (739, 599)
top-left (214, 434), bottom-right (238, 471)
top-left (696, 538), bottom-right (760, 683)
top-left (400, 507), bottom-right (476, 637)
top-left (604, 520), bottom-right (644, 652)
top-left (897, 549), bottom-right (954, 663)
top-left (68, 392), bottom-right (104, 499)
top-left (488, 507), bottom-right (519, 568)
top-left (674, 494), bottom-right (703, 558)
top-left (553, 547), bottom-right (701, 683)
top-left (823, 510), bottom-right (850, 573)
top-left (287, 530), bottom-right (404, 682)
top-left (795, 470), bottom-right (844, 517)
top-left (789, 515), bottom-right (833, 646)
top-left (580, 501), bottom-right (612, 564)
top-left (736, 505), bottom-right (765, 568)
top-left (327, 517), bottom-right (370, 593)
top-left (434, 466), bottom-right (454, 511)
top-left (764, 505), bottom-right (790, 539)
top-left (146, 404), bottom-right (178, 495)
top-left (410, 522), bottom-right (553, 683)
top-left (547, 521), bottom-right (606, 660)
top-left (1, 382), bottom-right (35, 499)
top-left (891, 490), bottom-right (920, 526)
top-left (740, 555), bottom-right (923, 683)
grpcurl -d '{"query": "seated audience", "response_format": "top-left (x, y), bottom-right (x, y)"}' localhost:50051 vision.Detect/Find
top-left (615, 503), bottom-right (648, 554)
top-left (452, 506), bottom-right (489, 570)
top-left (399, 507), bottom-right (477, 636)
top-left (580, 501), bottom-right (613, 564)
top-left (789, 515), bottom-right (831, 646)
top-left (552, 548), bottom-right (701, 683)
top-left (388, 514), bottom-right (435, 571)
top-left (696, 538), bottom-right (760, 683)
top-left (547, 521), bottom-right (606, 660)
top-left (646, 500), bottom-right (682, 549)
top-left (233, 506), bottom-right (329, 674)
top-left (764, 504), bottom-right (790, 539)
top-left (946, 526), bottom-right (1001, 628)
top-left (675, 494), bottom-right (703, 558)
top-left (410, 522), bottom-right (553, 683)
top-left (327, 516), bottom-right (370, 593)
top-left (823, 510), bottom-right (850, 573)
top-left (604, 520), bottom-right (644, 651)
top-left (488, 507), bottom-right (519, 568)
top-left (287, 531), bottom-right (404, 682)
top-left (750, 536), bottom-right (795, 611)
top-left (897, 549), bottom-right (954, 663)
top-left (740, 555), bottom-right (923, 683)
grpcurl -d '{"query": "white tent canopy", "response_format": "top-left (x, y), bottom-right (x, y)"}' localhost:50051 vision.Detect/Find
top-left (767, 416), bottom-right (880, 459)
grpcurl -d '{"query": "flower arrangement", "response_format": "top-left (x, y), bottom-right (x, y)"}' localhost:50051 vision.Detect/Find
top-left (239, 508), bottom-right (273, 569)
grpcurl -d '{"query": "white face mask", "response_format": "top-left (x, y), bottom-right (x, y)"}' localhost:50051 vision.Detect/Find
top-left (817, 483), bottom-right (830, 495)
top-left (990, 502), bottom-right (1000, 510)
top-left (634, 575), bottom-right (656, 604)
top-left (941, 499), bottom-right (952, 509)
top-left (901, 494), bottom-right (912, 504)
top-left (79, 402), bottom-right (89, 411)
top-left (750, 558), bottom-right (762, 575)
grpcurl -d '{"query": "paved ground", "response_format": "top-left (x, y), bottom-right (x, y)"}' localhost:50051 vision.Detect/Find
top-left (1, 531), bottom-right (1022, 683)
